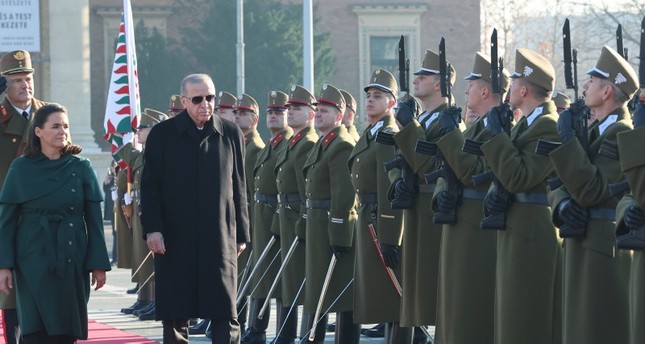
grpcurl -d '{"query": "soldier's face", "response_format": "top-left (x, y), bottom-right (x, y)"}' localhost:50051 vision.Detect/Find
top-left (235, 110), bottom-right (257, 130)
top-left (582, 76), bottom-right (609, 111)
top-left (182, 80), bottom-right (215, 126)
top-left (413, 74), bottom-right (438, 98)
top-left (5, 72), bottom-right (34, 106)
top-left (315, 103), bottom-right (342, 133)
top-left (35, 111), bottom-right (69, 151)
top-left (508, 78), bottom-right (523, 109)
top-left (267, 109), bottom-right (287, 130)
top-left (287, 105), bottom-right (314, 130)
top-left (136, 127), bottom-right (151, 145)
top-left (365, 88), bottom-right (394, 119)
top-left (215, 107), bottom-right (236, 122)
top-left (465, 79), bottom-right (486, 117)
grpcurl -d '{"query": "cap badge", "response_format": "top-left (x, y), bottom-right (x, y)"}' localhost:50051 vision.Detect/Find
top-left (523, 66), bottom-right (533, 77)
top-left (13, 51), bottom-right (26, 60)
top-left (291, 85), bottom-right (297, 91)
top-left (218, 91), bottom-right (223, 97)
top-left (322, 84), bottom-right (328, 90)
top-left (271, 91), bottom-right (277, 97)
top-left (615, 72), bottom-right (627, 85)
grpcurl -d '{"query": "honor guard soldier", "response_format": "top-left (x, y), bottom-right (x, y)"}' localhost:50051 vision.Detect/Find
top-left (118, 108), bottom-right (168, 321)
top-left (340, 89), bottom-right (360, 143)
top-left (216, 91), bottom-right (238, 122)
top-left (272, 85), bottom-right (318, 343)
top-left (243, 91), bottom-right (293, 344)
top-left (390, 49), bottom-right (457, 343)
top-left (0, 49), bottom-right (47, 344)
top-left (551, 91), bottom-right (571, 114)
top-left (431, 52), bottom-right (509, 344)
top-left (167, 94), bottom-right (184, 118)
top-left (616, 87), bottom-right (645, 344)
top-left (549, 45), bottom-right (637, 344)
top-left (348, 69), bottom-right (411, 343)
top-left (302, 84), bottom-right (358, 343)
top-left (478, 48), bottom-right (561, 344)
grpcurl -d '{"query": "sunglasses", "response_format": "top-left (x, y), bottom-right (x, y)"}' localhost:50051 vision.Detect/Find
top-left (183, 94), bottom-right (216, 105)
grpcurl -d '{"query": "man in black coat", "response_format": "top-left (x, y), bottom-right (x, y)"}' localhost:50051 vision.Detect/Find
top-left (141, 73), bottom-right (250, 344)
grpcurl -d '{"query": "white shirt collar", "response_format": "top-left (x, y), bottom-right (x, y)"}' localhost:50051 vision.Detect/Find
top-left (12, 104), bottom-right (32, 116)
top-left (598, 114), bottom-right (618, 135)
top-left (423, 112), bottom-right (440, 129)
top-left (370, 120), bottom-right (384, 137)
top-left (526, 106), bottom-right (543, 126)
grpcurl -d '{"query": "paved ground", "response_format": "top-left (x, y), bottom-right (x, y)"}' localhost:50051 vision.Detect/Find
top-left (92, 224), bottom-right (435, 343)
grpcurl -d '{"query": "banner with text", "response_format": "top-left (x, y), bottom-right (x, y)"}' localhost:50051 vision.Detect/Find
top-left (0, 0), bottom-right (41, 52)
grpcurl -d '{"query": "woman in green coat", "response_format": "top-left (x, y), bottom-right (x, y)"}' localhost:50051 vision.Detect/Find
top-left (0, 103), bottom-right (111, 343)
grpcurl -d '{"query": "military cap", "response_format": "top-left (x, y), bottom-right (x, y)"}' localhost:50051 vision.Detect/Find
top-left (464, 52), bottom-right (511, 92)
top-left (267, 90), bottom-right (289, 111)
top-left (587, 45), bottom-right (638, 98)
top-left (287, 85), bottom-right (316, 107)
top-left (413, 49), bottom-right (457, 86)
top-left (551, 91), bottom-right (571, 110)
top-left (340, 89), bottom-right (357, 113)
top-left (217, 91), bottom-right (237, 109)
top-left (316, 84), bottom-right (346, 112)
top-left (168, 94), bottom-right (184, 112)
top-left (1, 50), bottom-right (34, 75)
top-left (509, 48), bottom-right (555, 92)
top-left (363, 68), bottom-right (399, 98)
top-left (139, 108), bottom-right (168, 129)
top-left (236, 93), bottom-right (259, 114)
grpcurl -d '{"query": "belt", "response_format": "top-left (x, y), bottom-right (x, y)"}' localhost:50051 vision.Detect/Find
top-left (589, 207), bottom-right (616, 221)
top-left (462, 188), bottom-right (487, 200)
top-left (358, 193), bottom-right (377, 205)
top-left (278, 193), bottom-right (302, 204)
top-left (419, 183), bottom-right (436, 194)
top-left (513, 192), bottom-right (548, 205)
top-left (255, 193), bottom-right (278, 204)
top-left (306, 199), bottom-right (331, 209)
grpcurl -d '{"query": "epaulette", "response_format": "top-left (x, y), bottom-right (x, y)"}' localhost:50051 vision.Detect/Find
top-left (322, 130), bottom-right (338, 149)
top-left (0, 104), bottom-right (8, 120)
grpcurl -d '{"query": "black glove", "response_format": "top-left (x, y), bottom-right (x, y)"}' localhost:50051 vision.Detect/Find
top-left (395, 98), bottom-right (420, 127)
top-left (485, 103), bottom-right (511, 136)
top-left (437, 190), bottom-right (457, 214)
top-left (633, 102), bottom-right (645, 129)
top-left (557, 198), bottom-right (589, 228)
top-left (0, 76), bottom-right (6, 95)
top-left (484, 190), bottom-right (507, 214)
top-left (380, 244), bottom-right (400, 269)
top-left (394, 178), bottom-right (413, 200)
top-left (624, 205), bottom-right (645, 230)
top-left (438, 107), bottom-right (462, 135)
top-left (331, 245), bottom-right (350, 257)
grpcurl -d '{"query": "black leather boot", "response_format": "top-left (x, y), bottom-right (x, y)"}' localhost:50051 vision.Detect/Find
top-left (241, 298), bottom-right (269, 344)
top-left (362, 323), bottom-right (385, 337)
top-left (301, 313), bottom-right (327, 343)
top-left (138, 303), bottom-right (156, 320)
top-left (271, 305), bottom-right (297, 344)
top-left (335, 311), bottom-right (360, 344)
top-left (134, 302), bottom-right (155, 316)
top-left (189, 319), bottom-right (211, 335)
top-left (126, 283), bottom-right (140, 294)
top-left (385, 322), bottom-right (414, 344)
top-left (120, 300), bottom-right (151, 314)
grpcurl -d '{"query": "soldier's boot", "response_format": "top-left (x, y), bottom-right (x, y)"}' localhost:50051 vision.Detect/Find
top-left (301, 313), bottom-right (327, 343)
top-left (134, 282), bottom-right (154, 316)
top-left (384, 322), bottom-right (413, 344)
top-left (334, 311), bottom-right (360, 344)
top-left (413, 326), bottom-right (431, 344)
top-left (1, 309), bottom-right (21, 344)
top-left (188, 319), bottom-right (211, 335)
top-left (241, 298), bottom-right (268, 344)
top-left (271, 304), bottom-right (298, 344)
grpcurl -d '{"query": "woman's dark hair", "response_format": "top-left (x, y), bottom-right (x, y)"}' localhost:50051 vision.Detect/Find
top-left (24, 103), bottom-right (82, 157)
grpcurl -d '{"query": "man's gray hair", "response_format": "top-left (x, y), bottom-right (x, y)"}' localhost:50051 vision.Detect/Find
top-left (180, 74), bottom-right (215, 96)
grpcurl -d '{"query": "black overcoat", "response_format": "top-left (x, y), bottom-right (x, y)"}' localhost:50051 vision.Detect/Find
top-left (141, 111), bottom-right (250, 320)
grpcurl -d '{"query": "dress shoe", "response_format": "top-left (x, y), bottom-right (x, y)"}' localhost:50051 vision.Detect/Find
top-left (133, 302), bottom-right (155, 316)
top-left (126, 283), bottom-right (140, 295)
top-left (138, 305), bottom-right (156, 321)
top-left (361, 323), bottom-right (385, 337)
top-left (326, 322), bottom-right (335, 332)
top-left (189, 319), bottom-right (211, 335)
top-left (120, 300), bottom-right (151, 315)
top-left (241, 330), bottom-right (266, 344)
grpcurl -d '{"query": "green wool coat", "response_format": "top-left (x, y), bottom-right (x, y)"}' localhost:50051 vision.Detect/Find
top-left (0, 154), bottom-right (111, 339)
top-left (392, 106), bottom-right (447, 326)
top-left (548, 106), bottom-right (632, 344)
top-left (480, 101), bottom-right (562, 344)
top-left (114, 168), bottom-right (133, 270)
top-left (432, 115), bottom-right (497, 344)
top-left (303, 125), bottom-right (357, 313)
top-left (347, 115), bottom-right (404, 324)
top-left (274, 126), bottom-right (317, 307)
top-left (250, 128), bottom-right (292, 298)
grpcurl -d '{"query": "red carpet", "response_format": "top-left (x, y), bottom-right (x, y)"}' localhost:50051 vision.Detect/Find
top-left (0, 316), bottom-right (157, 344)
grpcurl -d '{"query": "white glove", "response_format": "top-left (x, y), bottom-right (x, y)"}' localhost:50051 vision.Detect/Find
top-left (111, 190), bottom-right (118, 201)
top-left (123, 192), bottom-right (133, 205)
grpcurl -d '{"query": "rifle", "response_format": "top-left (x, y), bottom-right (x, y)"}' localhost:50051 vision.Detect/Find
top-left (640, 16), bottom-right (645, 88)
top-left (617, 24), bottom-right (628, 60)
top-left (377, 35), bottom-right (417, 209)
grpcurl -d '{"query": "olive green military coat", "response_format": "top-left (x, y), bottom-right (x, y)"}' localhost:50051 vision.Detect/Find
top-left (347, 115), bottom-right (404, 324)
top-left (0, 97), bottom-right (46, 309)
top-left (548, 106), bottom-right (632, 344)
top-left (119, 143), bottom-right (154, 284)
top-left (239, 130), bottom-right (265, 285)
top-left (114, 168), bottom-right (133, 270)
top-left (303, 125), bottom-right (357, 313)
top-left (480, 101), bottom-right (562, 344)
top-left (250, 128), bottom-right (292, 298)
top-left (431, 116), bottom-right (497, 344)
top-left (392, 106), bottom-right (447, 326)
top-left (617, 123), bottom-right (645, 344)
top-left (274, 126), bottom-right (317, 307)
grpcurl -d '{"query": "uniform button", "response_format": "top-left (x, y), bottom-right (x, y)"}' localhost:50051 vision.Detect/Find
top-left (71, 172), bottom-right (76, 177)
top-left (69, 206), bottom-right (74, 211)
top-left (70, 188), bottom-right (76, 192)
top-left (356, 158), bottom-right (360, 162)
top-left (68, 241), bottom-right (72, 246)
top-left (355, 174), bottom-right (359, 178)
top-left (279, 168), bottom-right (282, 171)
top-left (69, 223), bottom-right (74, 227)
top-left (67, 258), bottom-right (72, 263)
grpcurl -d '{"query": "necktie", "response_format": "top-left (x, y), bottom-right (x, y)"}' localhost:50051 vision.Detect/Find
top-left (22, 111), bottom-right (29, 120)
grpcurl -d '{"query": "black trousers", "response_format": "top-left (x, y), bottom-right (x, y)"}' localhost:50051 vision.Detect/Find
top-left (22, 331), bottom-right (75, 344)
top-left (163, 318), bottom-right (240, 344)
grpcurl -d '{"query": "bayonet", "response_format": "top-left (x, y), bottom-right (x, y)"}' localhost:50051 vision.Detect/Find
top-left (640, 16), bottom-right (645, 87)
top-left (617, 24), bottom-right (626, 59)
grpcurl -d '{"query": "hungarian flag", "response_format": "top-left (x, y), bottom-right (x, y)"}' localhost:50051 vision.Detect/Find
top-left (103, 0), bottom-right (140, 165)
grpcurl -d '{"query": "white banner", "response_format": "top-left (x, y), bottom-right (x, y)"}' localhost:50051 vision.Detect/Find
top-left (0, 0), bottom-right (41, 52)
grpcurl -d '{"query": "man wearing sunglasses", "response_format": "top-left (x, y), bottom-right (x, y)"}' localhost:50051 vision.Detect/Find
top-left (141, 73), bottom-right (250, 344)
